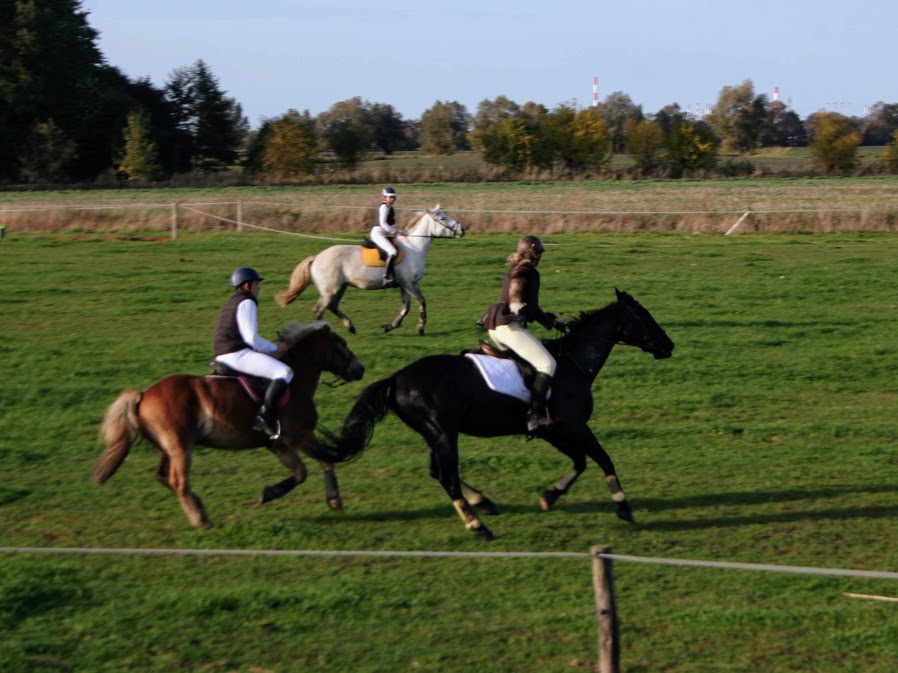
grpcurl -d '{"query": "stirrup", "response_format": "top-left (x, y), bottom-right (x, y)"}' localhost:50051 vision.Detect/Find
top-left (252, 415), bottom-right (281, 440)
top-left (526, 412), bottom-right (551, 433)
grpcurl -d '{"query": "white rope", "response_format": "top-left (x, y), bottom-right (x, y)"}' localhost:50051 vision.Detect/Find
top-left (178, 205), bottom-right (358, 242)
top-left (2, 546), bottom-right (897, 580)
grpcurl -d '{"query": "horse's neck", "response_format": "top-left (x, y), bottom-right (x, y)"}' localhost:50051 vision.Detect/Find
top-left (561, 324), bottom-right (618, 383)
top-left (287, 359), bottom-right (322, 397)
top-left (401, 214), bottom-right (434, 253)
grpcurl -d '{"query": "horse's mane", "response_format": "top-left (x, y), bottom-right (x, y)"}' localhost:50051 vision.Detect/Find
top-left (544, 303), bottom-right (617, 355)
top-left (278, 320), bottom-right (331, 347)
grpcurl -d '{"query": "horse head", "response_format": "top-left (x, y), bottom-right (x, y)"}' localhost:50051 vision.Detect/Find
top-left (414, 204), bottom-right (465, 239)
top-left (612, 288), bottom-right (674, 359)
top-left (278, 320), bottom-right (365, 382)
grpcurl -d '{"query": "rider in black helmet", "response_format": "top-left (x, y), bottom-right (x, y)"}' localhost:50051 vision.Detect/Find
top-left (213, 267), bottom-right (293, 440)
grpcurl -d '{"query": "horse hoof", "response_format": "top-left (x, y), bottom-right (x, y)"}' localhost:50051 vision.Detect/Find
top-left (539, 490), bottom-right (556, 511)
top-left (417, 327), bottom-right (425, 336)
top-left (381, 323), bottom-right (395, 333)
top-left (326, 497), bottom-right (344, 513)
top-left (348, 325), bottom-right (357, 335)
top-left (616, 507), bottom-right (634, 523)
top-left (476, 500), bottom-right (500, 516)
top-left (474, 526), bottom-right (495, 541)
top-left (259, 488), bottom-right (276, 505)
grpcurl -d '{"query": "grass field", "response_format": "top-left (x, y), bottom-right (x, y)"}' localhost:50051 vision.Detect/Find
top-left (2, 224), bottom-right (898, 672)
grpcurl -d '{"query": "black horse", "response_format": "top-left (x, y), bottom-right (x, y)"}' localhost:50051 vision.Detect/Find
top-left (332, 289), bottom-right (674, 540)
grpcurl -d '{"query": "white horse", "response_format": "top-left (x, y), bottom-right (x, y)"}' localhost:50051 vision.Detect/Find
top-left (277, 205), bottom-right (465, 334)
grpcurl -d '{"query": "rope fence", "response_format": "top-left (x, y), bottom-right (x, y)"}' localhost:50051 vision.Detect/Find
top-left (2, 200), bottom-right (896, 240)
top-left (3, 544), bottom-right (895, 673)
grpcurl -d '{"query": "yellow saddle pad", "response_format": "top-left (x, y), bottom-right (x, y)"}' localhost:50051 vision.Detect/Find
top-left (361, 246), bottom-right (404, 267)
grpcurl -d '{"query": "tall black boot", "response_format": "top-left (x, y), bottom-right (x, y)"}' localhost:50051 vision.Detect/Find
top-left (526, 372), bottom-right (553, 432)
top-left (383, 254), bottom-right (396, 284)
top-left (253, 378), bottom-right (289, 439)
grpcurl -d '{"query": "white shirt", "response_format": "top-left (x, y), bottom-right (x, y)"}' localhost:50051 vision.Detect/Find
top-left (236, 299), bottom-right (278, 353)
top-left (376, 203), bottom-right (398, 235)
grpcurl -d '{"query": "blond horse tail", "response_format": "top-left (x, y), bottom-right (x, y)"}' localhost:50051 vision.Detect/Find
top-left (93, 389), bottom-right (142, 484)
top-left (277, 255), bottom-right (316, 306)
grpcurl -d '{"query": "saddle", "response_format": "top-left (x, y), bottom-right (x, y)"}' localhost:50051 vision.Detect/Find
top-left (462, 339), bottom-right (538, 388)
top-left (208, 362), bottom-right (290, 407)
top-left (360, 237), bottom-right (404, 267)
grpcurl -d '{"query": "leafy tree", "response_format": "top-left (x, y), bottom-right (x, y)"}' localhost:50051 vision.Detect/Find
top-left (480, 116), bottom-right (541, 170)
top-left (760, 101), bottom-right (807, 147)
top-left (596, 91), bottom-right (643, 153)
top-left (19, 119), bottom-right (77, 183)
top-left (652, 103), bottom-right (688, 136)
top-left (316, 97), bottom-right (373, 168)
top-left (881, 130), bottom-right (898, 172)
top-left (164, 60), bottom-right (247, 172)
top-left (419, 100), bottom-right (471, 155)
top-left (368, 103), bottom-right (406, 155)
top-left (118, 109), bottom-right (161, 181)
top-left (861, 102), bottom-right (898, 145)
top-left (469, 96), bottom-right (521, 152)
top-left (544, 107), bottom-right (611, 171)
top-left (809, 112), bottom-right (861, 173)
top-left (707, 79), bottom-right (767, 153)
top-left (666, 120), bottom-right (718, 178)
top-left (259, 109), bottom-right (318, 178)
top-left (625, 119), bottom-right (666, 173)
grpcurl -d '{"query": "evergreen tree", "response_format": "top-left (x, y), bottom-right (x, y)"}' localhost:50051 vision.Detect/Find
top-left (164, 60), bottom-right (247, 172)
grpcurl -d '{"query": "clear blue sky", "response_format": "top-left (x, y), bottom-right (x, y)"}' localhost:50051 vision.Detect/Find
top-left (81, 0), bottom-right (898, 128)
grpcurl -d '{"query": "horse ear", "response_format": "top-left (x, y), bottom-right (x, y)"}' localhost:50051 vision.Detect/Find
top-left (616, 288), bottom-right (632, 302)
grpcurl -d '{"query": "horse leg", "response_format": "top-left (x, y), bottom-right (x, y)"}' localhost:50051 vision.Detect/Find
top-left (317, 285), bottom-right (356, 334)
top-left (545, 425), bottom-right (633, 522)
top-left (425, 430), bottom-right (494, 540)
top-left (321, 462), bottom-right (344, 512)
top-left (260, 445), bottom-right (308, 504)
top-left (404, 282), bottom-right (428, 335)
top-left (429, 453), bottom-right (498, 515)
top-left (382, 287), bottom-right (412, 333)
top-left (154, 440), bottom-right (210, 528)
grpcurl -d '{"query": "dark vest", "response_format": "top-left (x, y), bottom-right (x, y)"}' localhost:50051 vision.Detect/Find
top-left (213, 289), bottom-right (256, 356)
top-left (381, 204), bottom-right (395, 227)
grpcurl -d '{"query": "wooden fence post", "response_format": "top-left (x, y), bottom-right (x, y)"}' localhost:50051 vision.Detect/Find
top-left (236, 199), bottom-right (243, 232)
top-left (592, 545), bottom-right (620, 673)
top-left (171, 203), bottom-right (178, 240)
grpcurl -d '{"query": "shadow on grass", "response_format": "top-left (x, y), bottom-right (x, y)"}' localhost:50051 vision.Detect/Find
top-left (307, 483), bottom-right (896, 530)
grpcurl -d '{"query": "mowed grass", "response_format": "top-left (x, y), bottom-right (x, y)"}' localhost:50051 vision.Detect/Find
top-left (1, 228), bottom-right (897, 672)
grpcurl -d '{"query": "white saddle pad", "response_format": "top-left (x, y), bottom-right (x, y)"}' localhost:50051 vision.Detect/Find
top-left (465, 353), bottom-right (532, 402)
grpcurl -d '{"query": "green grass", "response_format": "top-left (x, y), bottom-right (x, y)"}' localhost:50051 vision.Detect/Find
top-left (2, 229), bottom-right (898, 672)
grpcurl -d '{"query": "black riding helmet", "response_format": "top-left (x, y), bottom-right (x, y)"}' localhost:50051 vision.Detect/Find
top-left (517, 234), bottom-right (545, 258)
top-left (230, 266), bottom-right (263, 288)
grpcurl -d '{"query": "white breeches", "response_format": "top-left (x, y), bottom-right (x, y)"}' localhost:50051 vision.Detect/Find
top-left (215, 349), bottom-right (294, 382)
top-left (370, 227), bottom-right (397, 257)
top-left (488, 322), bottom-right (557, 376)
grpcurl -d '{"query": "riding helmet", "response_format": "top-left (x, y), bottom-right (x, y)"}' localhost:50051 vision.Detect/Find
top-left (517, 235), bottom-right (545, 257)
top-left (382, 187), bottom-right (397, 197)
top-left (230, 266), bottom-right (264, 288)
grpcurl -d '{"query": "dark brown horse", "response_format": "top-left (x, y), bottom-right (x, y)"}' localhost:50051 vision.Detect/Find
top-left (93, 321), bottom-right (364, 528)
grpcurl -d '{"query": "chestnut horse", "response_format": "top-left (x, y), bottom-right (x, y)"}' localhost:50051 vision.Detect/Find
top-left (92, 321), bottom-right (364, 528)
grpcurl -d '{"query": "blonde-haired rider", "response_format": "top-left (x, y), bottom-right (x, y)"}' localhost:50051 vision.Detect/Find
top-left (481, 235), bottom-right (567, 432)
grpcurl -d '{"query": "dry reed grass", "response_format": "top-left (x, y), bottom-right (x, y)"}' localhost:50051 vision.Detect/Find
top-left (2, 178), bottom-right (898, 235)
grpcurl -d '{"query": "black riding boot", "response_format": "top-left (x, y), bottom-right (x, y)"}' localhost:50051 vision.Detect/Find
top-left (383, 254), bottom-right (396, 284)
top-left (526, 372), bottom-right (553, 432)
top-left (253, 378), bottom-right (289, 439)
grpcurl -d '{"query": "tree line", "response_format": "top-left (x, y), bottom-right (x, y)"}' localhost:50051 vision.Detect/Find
top-left (4, 1), bottom-right (898, 186)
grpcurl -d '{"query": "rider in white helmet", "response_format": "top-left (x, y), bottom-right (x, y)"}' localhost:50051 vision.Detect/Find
top-left (372, 187), bottom-right (400, 284)
top-left (213, 267), bottom-right (293, 439)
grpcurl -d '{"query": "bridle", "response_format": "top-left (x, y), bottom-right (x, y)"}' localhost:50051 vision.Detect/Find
top-left (401, 210), bottom-right (464, 238)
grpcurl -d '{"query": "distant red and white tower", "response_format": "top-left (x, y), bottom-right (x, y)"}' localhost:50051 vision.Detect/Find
top-left (774, 86), bottom-right (780, 103)
top-left (592, 77), bottom-right (598, 107)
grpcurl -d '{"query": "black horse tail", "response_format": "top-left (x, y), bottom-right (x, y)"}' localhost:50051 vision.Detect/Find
top-left (319, 375), bottom-right (395, 463)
